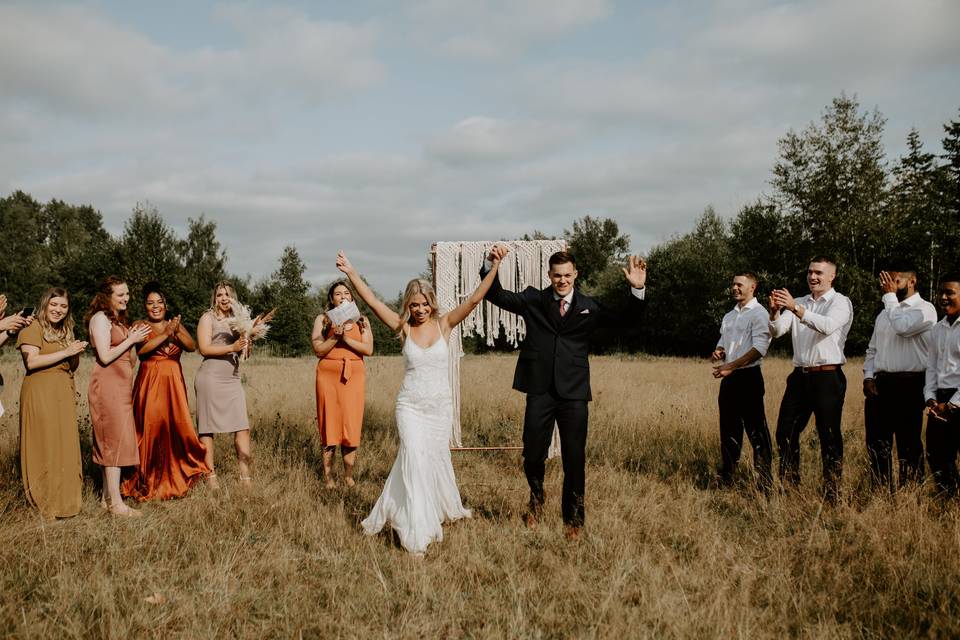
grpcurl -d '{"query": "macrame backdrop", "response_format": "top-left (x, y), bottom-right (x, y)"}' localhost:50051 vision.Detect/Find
top-left (434, 240), bottom-right (566, 456)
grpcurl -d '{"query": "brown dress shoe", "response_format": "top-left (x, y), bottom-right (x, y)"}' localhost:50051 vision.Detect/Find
top-left (522, 510), bottom-right (539, 529)
top-left (564, 525), bottom-right (581, 541)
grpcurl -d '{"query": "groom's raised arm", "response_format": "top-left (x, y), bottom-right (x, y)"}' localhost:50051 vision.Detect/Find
top-left (481, 244), bottom-right (526, 315)
top-left (597, 255), bottom-right (647, 328)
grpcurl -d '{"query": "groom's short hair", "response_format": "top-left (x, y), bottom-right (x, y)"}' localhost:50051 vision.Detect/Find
top-left (549, 251), bottom-right (577, 269)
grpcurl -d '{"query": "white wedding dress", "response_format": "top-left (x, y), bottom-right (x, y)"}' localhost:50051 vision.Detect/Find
top-left (361, 322), bottom-right (471, 554)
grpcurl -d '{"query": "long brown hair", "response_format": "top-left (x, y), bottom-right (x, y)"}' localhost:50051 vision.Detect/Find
top-left (85, 276), bottom-right (129, 326)
top-left (397, 278), bottom-right (439, 336)
top-left (36, 288), bottom-right (75, 345)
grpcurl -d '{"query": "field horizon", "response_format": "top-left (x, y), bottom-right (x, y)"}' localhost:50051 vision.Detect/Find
top-left (1, 352), bottom-right (958, 638)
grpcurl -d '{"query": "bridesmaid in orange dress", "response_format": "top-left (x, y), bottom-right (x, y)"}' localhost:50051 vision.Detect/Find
top-left (121, 282), bottom-right (210, 501)
top-left (311, 281), bottom-right (373, 488)
top-left (87, 276), bottom-right (150, 517)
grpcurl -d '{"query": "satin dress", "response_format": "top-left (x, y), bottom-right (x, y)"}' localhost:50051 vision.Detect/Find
top-left (122, 327), bottom-right (210, 500)
top-left (316, 322), bottom-right (366, 447)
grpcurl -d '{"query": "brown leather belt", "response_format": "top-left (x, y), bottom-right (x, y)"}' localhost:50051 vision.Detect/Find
top-left (796, 364), bottom-right (841, 373)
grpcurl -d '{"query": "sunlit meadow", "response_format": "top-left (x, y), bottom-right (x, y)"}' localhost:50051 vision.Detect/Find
top-left (0, 352), bottom-right (957, 638)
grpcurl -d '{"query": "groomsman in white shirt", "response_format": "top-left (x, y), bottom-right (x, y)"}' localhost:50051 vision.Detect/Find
top-left (769, 256), bottom-right (854, 500)
top-left (863, 268), bottom-right (936, 490)
top-left (711, 271), bottom-right (773, 490)
top-left (924, 273), bottom-right (960, 497)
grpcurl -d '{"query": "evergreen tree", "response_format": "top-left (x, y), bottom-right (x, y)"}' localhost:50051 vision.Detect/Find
top-left (177, 215), bottom-right (228, 327)
top-left (564, 215), bottom-right (630, 291)
top-left (257, 246), bottom-right (315, 355)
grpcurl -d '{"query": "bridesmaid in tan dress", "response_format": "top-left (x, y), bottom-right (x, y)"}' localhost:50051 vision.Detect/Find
top-left (17, 288), bottom-right (87, 518)
top-left (195, 281), bottom-right (271, 488)
top-left (311, 281), bottom-right (373, 488)
top-left (87, 276), bottom-right (150, 517)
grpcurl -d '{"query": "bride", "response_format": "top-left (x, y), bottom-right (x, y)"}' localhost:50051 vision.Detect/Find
top-left (336, 248), bottom-right (504, 555)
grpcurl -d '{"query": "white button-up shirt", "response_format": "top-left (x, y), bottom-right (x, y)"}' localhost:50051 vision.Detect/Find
top-left (769, 288), bottom-right (853, 367)
top-left (716, 298), bottom-right (770, 368)
top-left (863, 292), bottom-right (937, 378)
top-left (924, 315), bottom-right (960, 405)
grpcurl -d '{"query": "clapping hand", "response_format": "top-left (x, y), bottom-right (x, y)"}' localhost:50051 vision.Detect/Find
top-left (0, 294), bottom-right (6, 317)
top-left (164, 315), bottom-right (182, 338)
top-left (129, 324), bottom-right (152, 344)
top-left (65, 340), bottom-right (88, 357)
top-left (710, 347), bottom-right (726, 363)
top-left (622, 256), bottom-right (646, 289)
top-left (771, 289), bottom-right (796, 312)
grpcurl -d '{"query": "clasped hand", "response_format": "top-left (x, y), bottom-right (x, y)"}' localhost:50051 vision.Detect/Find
top-left (769, 289), bottom-right (797, 312)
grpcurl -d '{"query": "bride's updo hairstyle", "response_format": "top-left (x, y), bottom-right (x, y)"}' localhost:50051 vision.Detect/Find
top-left (397, 278), bottom-right (439, 335)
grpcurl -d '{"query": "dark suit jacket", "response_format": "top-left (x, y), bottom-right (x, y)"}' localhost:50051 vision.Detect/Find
top-left (482, 266), bottom-right (644, 401)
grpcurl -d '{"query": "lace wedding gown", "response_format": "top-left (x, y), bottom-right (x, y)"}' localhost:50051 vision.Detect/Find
top-left (361, 322), bottom-right (471, 554)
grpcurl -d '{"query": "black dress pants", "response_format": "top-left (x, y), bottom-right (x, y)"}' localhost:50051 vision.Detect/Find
top-left (718, 366), bottom-right (772, 488)
top-left (927, 388), bottom-right (960, 497)
top-left (775, 367), bottom-right (846, 498)
top-left (522, 389), bottom-right (588, 527)
top-left (864, 372), bottom-right (926, 490)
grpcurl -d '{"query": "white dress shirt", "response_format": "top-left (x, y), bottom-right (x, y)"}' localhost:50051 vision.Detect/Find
top-left (863, 292), bottom-right (937, 378)
top-left (716, 298), bottom-right (770, 368)
top-left (924, 316), bottom-right (960, 405)
top-left (769, 288), bottom-right (853, 367)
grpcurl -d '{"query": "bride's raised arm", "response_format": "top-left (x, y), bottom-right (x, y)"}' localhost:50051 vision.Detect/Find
top-left (441, 244), bottom-right (506, 333)
top-left (336, 251), bottom-right (403, 333)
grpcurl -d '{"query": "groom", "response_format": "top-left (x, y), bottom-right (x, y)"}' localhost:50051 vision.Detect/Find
top-left (482, 246), bottom-right (647, 540)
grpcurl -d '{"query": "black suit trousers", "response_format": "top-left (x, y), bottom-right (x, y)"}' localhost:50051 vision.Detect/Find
top-left (775, 368), bottom-right (846, 497)
top-left (927, 388), bottom-right (960, 497)
top-left (864, 372), bottom-right (926, 490)
top-left (522, 389), bottom-right (588, 527)
top-left (718, 366), bottom-right (772, 487)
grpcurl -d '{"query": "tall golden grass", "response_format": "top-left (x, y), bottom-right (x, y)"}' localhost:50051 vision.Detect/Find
top-left (0, 352), bottom-right (958, 638)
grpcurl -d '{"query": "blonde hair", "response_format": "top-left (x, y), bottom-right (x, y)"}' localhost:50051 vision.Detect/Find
top-left (37, 288), bottom-right (75, 345)
top-left (397, 278), bottom-right (439, 336)
top-left (209, 281), bottom-right (238, 317)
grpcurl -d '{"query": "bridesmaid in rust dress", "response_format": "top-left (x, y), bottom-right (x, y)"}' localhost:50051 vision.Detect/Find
top-left (87, 276), bottom-right (150, 517)
top-left (311, 281), bottom-right (373, 488)
top-left (121, 282), bottom-right (210, 501)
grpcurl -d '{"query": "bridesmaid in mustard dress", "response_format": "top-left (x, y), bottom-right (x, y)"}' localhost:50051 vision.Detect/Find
top-left (311, 281), bottom-right (373, 488)
top-left (87, 276), bottom-right (150, 517)
top-left (17, 288), bottom-right (87, 518)
top-left (121, 282), bottom-right (210, 501)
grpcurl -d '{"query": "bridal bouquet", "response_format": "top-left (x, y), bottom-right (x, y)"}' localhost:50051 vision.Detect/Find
top-left (226, 298), bottom-right (272, 360)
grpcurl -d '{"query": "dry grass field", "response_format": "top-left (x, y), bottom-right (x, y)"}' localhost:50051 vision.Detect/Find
top-left (1, 352), bottom-right (959, 638)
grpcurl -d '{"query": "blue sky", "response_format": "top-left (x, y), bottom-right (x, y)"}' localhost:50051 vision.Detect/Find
top-left (3, 0), bottom-right (959, 295)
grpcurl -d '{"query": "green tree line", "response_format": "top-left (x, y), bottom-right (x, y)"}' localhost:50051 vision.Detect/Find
top-left (0, 199), bottom-right (400, 355)
top-left (3, 95), bottom-right (959, 358)
top-left (577, 96), bottom-right (960, 356)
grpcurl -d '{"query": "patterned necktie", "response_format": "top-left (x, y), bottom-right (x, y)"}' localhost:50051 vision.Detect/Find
top-left (559, 298), bottom-right (567, 317)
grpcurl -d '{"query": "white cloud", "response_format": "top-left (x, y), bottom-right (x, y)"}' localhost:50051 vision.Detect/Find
top-left (426, 116), bottom-right (580, 164)
top-left (409, 0), bottom-right (611, 60)
top-left (0, 4), bottom-right (384, 120)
